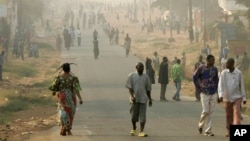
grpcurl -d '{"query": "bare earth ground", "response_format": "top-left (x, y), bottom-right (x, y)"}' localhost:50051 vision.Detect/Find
top-left (1, 6), bottom-right (250, 141)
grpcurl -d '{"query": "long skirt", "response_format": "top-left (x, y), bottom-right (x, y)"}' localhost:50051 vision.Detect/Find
top-left (58, 91), bottom-right (76, 129)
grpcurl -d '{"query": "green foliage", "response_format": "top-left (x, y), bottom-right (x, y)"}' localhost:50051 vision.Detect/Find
top-left (0, 95), bottom-right (54, 124)
top-left (19, 0), bottom-right (44, 26)
top-left (37, 42), bottom-right (55, 50)
top-left (30, 80), bottom-right (51, 87)
top-left (4, 63), bottom-right (38, 77)
top-left (151, 42), bottom-right (169, 47)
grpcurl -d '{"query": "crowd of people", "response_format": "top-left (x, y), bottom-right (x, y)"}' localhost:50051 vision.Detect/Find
top-left (1, 0), bottom-right (249, 138)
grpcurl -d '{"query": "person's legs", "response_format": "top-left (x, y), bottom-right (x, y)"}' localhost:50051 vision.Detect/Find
top-left (195, 88), bottom-right (200, 101)
top-left (160, 84), bottom-right (167, 100)
top-left (225, 102), bottom-right (233, 135)
top-left (130, 103), bottom-right (139, 135)
top-left (138, 103), bottom-right (148, 137)
top-left (204, 94), bottom-right (217, 134)
top-left (173, 80), bottom-right (181, 100)
top-left (233, 98), bottom-right (242, 125)
top-left (198, 93), bottom-right (209, 132)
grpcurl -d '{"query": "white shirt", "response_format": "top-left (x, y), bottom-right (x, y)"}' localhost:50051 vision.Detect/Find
top-left (221, 58), bottom-right (227, 71)
top-left (218, 68), bottom-right (246, 102)
top-left (76, 29), bottom-right (81, 38)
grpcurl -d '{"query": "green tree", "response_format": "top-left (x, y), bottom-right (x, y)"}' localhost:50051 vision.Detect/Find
top-left (17, 0), bottom-right (44, 28)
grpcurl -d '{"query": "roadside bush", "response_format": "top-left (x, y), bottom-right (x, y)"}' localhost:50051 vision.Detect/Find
top-left (37, 42), bottom-right (55, 50)
top-left (0, 95), bottom-right (54, 124)
top-left (4, 63), bottom-right (38, 77)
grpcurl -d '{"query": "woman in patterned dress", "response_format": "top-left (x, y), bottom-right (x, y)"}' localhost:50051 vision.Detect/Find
top-left (49, 63), bottom-right (83, 136)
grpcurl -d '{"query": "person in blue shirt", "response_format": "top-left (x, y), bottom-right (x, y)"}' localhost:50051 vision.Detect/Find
top-left (193, 55), bottom-right (219, 136)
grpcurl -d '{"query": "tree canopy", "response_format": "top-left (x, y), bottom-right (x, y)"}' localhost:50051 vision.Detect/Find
top-left (18, 0), bottom-right (44, 26)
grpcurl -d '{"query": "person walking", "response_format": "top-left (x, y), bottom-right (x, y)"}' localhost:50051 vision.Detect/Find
top-left (76, 28), bottom-right (81, 46)
top-left (194, 55), bottom-right (205, 102)
top-left (49, 63), bottom-right (83, 136)
top-left (171, 59), bottom-right (182, 101)
top-left (218, 58), bottom-right (247, 137)
top-left (125, 62), bottom-right (152, 137)
top-left (241, 52), bottom-right (250, 74)
top-left (181, 53), bottom-right (186, 77)
top-left (93, 36), bottom-right (99, 59)
top-left (193, 55), bottom-right (219, 136)
top-left (145, 57), bottom-right (155, 84)
top-left (0, 51), bottom-right (5, 81)
top-left (152, 51), bottom-right (160, 77)
top-left (221, 54), bottom-right (228, 72)
top-left (56, 34), bottom-right (62, 51)
top-left (124, 33), bottom-right (131, 57)
top-left (158, 56), bottom-right (169, 101)
top-left (93, 29), bottom-right (98, 40)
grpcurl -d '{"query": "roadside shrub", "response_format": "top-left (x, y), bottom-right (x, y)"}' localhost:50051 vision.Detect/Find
top-left (37, 42), bottom-right (55, 50)
top-left (4, 63), bottom-right (38, 77)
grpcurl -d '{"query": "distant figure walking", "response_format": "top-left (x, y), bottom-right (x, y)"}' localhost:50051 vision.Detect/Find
top-left (56, 34), bottom-right (62, 51)
top-left (152, 52), bottom-right (160, 77)
top-left (171, 59), bottom-right (182, 101)
top-left (93, 37), bottom-right (99, 59)
top-left (124, 33), bottom-right (131, 57)
top-left (158, 56), bottom-right (169, 101)
top-left (145, 57), bottom-right (155, 84)
top-left (93, 29), bottom-right (98, 40)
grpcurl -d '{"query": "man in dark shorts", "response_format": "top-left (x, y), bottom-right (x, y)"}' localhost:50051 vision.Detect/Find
top-left (125, 62), bottom-right (152, 137)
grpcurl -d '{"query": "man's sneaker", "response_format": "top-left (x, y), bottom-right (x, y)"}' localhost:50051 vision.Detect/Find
top-left (130, 129), bottom-right (136, 136)
top-left (198, 127), bottom-right (202, 134)
top-left (138, 132), bottom-right (148, 137)
top-left (204, 132), bottom-right (214, 136)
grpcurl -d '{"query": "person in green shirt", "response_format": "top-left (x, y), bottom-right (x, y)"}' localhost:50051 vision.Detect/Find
top-left (171, 59), bottom-right (182, 101)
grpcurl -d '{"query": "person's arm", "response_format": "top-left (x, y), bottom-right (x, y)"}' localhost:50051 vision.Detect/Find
top-left (240, 72), bottom-right (247, 104)
top-left (192, 65), bottom-right (201, 89)
top-left (76, 91), bottom-right (83, 104)
top-left (128, 88), bottom-right (135, 103)
top-left (218, 71), bottom-right (224, 103)
top-left (147, 91), bottom-right (152, 107)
